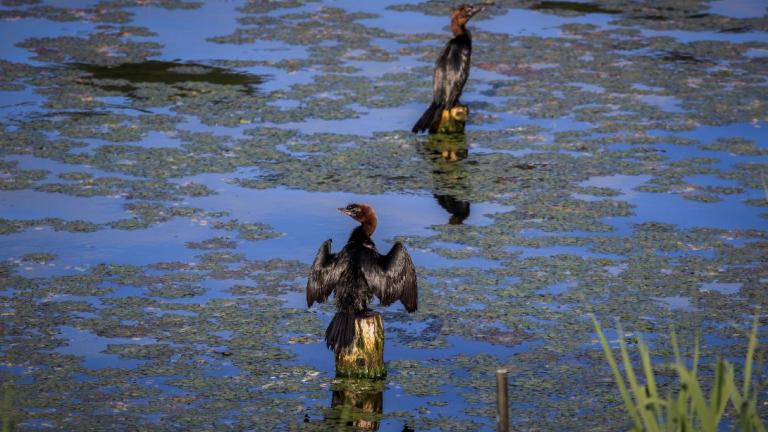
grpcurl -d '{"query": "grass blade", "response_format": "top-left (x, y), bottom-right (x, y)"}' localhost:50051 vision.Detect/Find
top-left (742, 316), bottom-right (758, 397)
top-left (617, 325), bottom-right (660, 430)
top-left (592, 316), bottom-right (643, 429)
top-left (675, 365), bottom-right (713, 432)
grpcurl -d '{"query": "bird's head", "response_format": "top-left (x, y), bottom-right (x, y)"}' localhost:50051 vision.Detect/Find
top-left (338, 203), bottom-right (374, 224)
top-left (452, 3), bottom-right (485, 26)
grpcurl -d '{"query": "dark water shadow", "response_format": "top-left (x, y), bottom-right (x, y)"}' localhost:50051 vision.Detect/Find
top-left (72, 60), bottom-right (264, 96)
top-left (531, 1), bottom-right (621, 15)
top-left (659, 50), bottom-right (709, 64)
top-left (717, 25), bottom-right (754, 33)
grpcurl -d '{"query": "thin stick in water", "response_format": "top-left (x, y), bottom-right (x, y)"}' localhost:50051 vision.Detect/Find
top-left (496, 368), bottom-right (509, 432)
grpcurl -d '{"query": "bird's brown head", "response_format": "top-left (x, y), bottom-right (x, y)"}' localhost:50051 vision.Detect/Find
top-left (451, 4), bottom-right (485, 31)
top-left (338, 203), bottom-right (377, 236)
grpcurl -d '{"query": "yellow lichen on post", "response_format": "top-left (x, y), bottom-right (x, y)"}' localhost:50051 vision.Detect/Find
top-left (436, 104), bottom-right (468, 134)
top-left (335, 311), bottom-right (385, 379)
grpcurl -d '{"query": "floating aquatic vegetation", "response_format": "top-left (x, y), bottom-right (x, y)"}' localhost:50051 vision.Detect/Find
top-left (0, 160), bottom-right (47, 190)
top-left (13, 217), bottom-right (101, 233)
top-left (38, 176), bottom-right (214, 200)
top-left (236, 0), bottom-right (304, 14)
top-left (702, 137), bottom-right (768, 156)
top-left (386, 0), bottom-right (505, 19)
top-left (17, 33), bottom-right (163, 66)
top-left (209, 219), bottom-right (282, 241)
top-left (19, 252), bottom-right (56, 263)
top-left (0, 1), bottom-right (202, 23)
top-left (211, 7), bottom-right (391, 50)
top-left (185, 236), bottom-right (237, 250)
top-left (0, 4), bottom-right (131, 23)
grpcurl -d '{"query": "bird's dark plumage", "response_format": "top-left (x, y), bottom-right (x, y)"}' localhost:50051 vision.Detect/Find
top-left (412, 4), bottom-right (484, 134)
top-left (307, 204), bottom-right (418, 353)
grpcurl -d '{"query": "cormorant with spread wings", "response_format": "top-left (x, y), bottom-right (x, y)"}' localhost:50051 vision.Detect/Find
top-left (307, 203), bottom-right (418, 353)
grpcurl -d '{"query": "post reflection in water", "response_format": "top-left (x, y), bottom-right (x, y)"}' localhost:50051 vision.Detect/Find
top-left (421, 134), bottom-right (472, 225)
top-left (324, 378), bottom-right (385, 431)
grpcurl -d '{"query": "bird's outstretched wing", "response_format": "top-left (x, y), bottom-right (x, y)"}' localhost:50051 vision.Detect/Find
top-left (362, 242), bottom-right (418, 312)
top-left (307, 239), bottom-right (339, 307)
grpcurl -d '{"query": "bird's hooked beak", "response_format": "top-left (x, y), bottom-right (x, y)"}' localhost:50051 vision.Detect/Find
top-left (466, 3), bottom-right (486, 17)
top-left (338, 207), bottom-right (354, 217)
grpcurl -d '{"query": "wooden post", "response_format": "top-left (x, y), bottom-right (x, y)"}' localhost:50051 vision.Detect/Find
top-left (496, 368), bottom-right (509, 432)
top-left (335, 311), bottom-right (386, 379)
top-left (435, 105), bottom-right (468, 134)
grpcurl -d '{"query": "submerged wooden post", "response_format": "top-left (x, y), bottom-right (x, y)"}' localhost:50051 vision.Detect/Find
top-left (496, 368), bottom-right (509, 432)
top-left (435, 105), bottom-right (468, 134)
top-left (335, 311), bottom-right (386, 379)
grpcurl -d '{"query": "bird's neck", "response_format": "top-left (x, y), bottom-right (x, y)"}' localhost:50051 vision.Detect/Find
top-left (348, 224), bottom-right (376, 248)
top-left (451, 21), bottom-right (467, 36)
top-left (361, 213), bottom-right (377, 237)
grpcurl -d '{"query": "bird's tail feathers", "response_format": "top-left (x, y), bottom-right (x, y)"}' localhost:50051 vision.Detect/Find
top-left (325, 312), bottom-right (356, 354)
top-left (412, 102), bottom-right (443, 134)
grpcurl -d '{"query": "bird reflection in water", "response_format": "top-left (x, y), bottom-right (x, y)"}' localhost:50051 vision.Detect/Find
top-left (323, 378), bottom-right (384, 431)
top-left (422, 134), bottom-right (472, 225)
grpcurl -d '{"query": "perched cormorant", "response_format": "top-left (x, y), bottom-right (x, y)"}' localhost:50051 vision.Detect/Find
top-left (307, 204), bottom-right (418, 354)
top-left (412, 4), bottom-right (485, 134)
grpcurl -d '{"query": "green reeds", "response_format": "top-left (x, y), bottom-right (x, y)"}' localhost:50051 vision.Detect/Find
top-left (1, 383), bottom-right (16, 432)
top-left (592, 316), bottom-right (765, 432)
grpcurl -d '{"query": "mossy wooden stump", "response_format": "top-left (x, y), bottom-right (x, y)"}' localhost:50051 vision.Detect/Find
top-left (435, 105), bottom-right (468, 134)
top-left (335, 311), bottom-right (386, 379)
